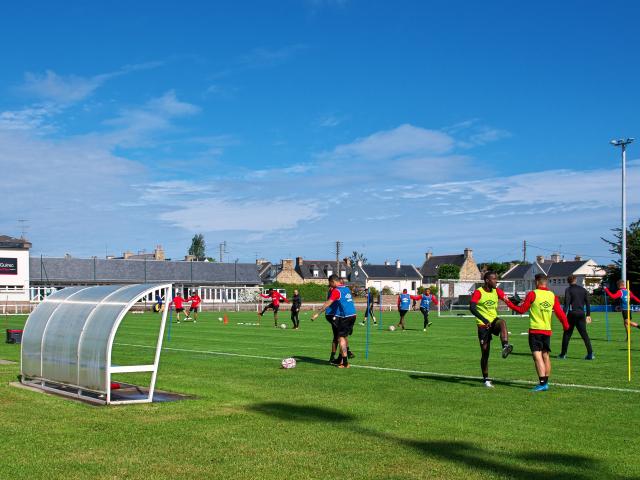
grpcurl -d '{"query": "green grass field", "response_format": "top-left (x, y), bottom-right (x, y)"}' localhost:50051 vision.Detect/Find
top-left (1, 310), bottom-right (640, 479)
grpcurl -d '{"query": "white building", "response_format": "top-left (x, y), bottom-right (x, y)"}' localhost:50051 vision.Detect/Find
top-left (0, 235), bottom-right (31, 302)
top-left (352, 260), bottom-right (423, 294)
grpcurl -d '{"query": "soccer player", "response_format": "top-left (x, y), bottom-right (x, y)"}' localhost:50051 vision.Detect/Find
top-left (360, 287), bottom-right (377, 326)
top-left (185, 290), bottom-right (201, 323)
top-left (291, 289), bottom-right (301, 329)
top-left (559, 275), bottom-right (593, 360)
top-left (169, 291), bottom-right (185, 323)
top-left (605, 280), bottom-right (640, 338)
top-left (154, 293), bottom-right (164, 313)
top-left (396, 289), bottom-right (421, 330)
top-left (259, 288), bottom-right (289, 327)
top-left (311, 274), bottom-right (357, 368)
top-left (419, 287), bottom-right (439, 331)
top-left (469, 271), bottom-right (514, 388)
top-left (504, 273), bottom-right (569, 392)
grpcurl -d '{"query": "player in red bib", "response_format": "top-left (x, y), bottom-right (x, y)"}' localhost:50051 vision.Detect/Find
top-left (169, 292), bottom-right (186, 323)
top-left (259, 288), bottom-right (289, 327)
top-left (185, 290), bottom-right (201, 323)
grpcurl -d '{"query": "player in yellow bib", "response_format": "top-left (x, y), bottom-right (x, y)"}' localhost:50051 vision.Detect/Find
top-left (469, 271), bottom-right (514, 388)
top-left (505, 273), bottom-right (569, 392)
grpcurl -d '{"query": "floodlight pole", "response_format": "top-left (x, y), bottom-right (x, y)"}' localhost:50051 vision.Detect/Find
top-left (611, 138), bottom-right (634, 283)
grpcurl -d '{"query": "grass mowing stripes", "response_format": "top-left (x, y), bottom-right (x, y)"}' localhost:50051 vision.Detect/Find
top-left (0, 310), bottom-right (639, 479)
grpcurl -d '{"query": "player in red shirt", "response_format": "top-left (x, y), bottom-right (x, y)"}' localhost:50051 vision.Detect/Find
top-left (259, 288), bottom-right (289, 327)
top-left (185, 290), bottom-right (201, 323)
top-left (605, 280), bottom-right (640, 336)
top-left (169, 292), bottom-right (186, 323)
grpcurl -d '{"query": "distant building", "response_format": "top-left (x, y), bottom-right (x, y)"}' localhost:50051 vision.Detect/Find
top-left (109, 245), bottom-right (166, 261)
top-left (502, 254), bottom-right (605, 295)
top-left (352, 259), bottom-right (423, 294)
top-left (420, 248), bottom-right (482, 285)
top-left (0, 235), bottom-right (32, 302)
top-left (294, 257), bottom-right (349, 285)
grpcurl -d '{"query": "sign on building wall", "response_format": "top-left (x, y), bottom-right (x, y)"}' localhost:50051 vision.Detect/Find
top-left (0, 258), bottom-right (18, 275)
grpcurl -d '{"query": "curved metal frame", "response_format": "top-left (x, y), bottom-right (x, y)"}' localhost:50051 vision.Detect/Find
top-left (20, 283), bottom-right (171, 405)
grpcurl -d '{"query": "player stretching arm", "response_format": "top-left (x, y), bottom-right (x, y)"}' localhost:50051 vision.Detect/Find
top-left (259, 288), bottom-right (289, 327)
top-left (605, 280), bottom-right (640, 337)
top-left (504, 273), bottom-right (569, 392)
top-left (469, 271), bottom-right (514, 388)
top-left (419, 288), bottom-right (439, 331)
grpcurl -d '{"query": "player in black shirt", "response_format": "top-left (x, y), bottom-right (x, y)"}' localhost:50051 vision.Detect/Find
top-left (559, 275), bottom-right (594, 360)
top-left (291, 289), bottom-right (301, 329)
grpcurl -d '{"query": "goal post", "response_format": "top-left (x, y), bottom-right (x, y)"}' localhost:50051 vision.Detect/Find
top-left (437, 279), bottom-right (525, 318)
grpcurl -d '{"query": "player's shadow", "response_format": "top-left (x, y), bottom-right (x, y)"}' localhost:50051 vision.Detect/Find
top-left (293, 356), bottom-right (332, 366)
top-left (246, 402), bottom-right (354, 423)
top-left (408, 373), bottom-right (531, 390)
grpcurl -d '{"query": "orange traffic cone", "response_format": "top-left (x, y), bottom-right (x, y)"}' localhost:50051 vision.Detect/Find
top-left (223, 314), bottom-right (229, 325)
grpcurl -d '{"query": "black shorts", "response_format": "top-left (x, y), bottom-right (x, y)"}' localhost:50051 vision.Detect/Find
top-left (335, 315), bottom-right (356, 338)
top-left (399, 309), bottom-right (409, 317)
top-left (622, 310), bottom-right (633, 321)
top-left (176, 307), bottom-right (185, 313)
top-left (477, 319), bottom-right (501, 345)
top-left (420, 307), bottom-right (430, 316)
top-left (529, 333), bottom-right (551, 352)
top-left (325, 315), bottom-right (339, 339)
top-left (266, 302), bottom-right (279, 313)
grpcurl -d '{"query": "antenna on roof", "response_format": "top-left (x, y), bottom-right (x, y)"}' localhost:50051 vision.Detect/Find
top-left (17, 219), bottom-right (29, 239)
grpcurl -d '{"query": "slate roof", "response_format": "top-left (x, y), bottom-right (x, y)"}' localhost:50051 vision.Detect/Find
top-left (30, 257), bottom-right (262, 285)
top-left (296, 260), bottom-right (349, 279)
top-left (361, 264), bottom-right (422, 280)
top-left (502, 264), bottom-right (532, 280)
top-left (0, 235), bottom-right (32, 249)
top-left (421, 254), bottom-right (465, 277)
top-left (546, 260), bottom-right (590, 277)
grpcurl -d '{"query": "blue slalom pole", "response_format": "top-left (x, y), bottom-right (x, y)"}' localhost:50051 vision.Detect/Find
top-left (365, 293), bottom-right (371, 359)
top-left (168, 307), bottom-right (172, 341)
top-left (378, 292), bottom-right (383, 330)
top-left (604, 291), bottom-right (610, 342)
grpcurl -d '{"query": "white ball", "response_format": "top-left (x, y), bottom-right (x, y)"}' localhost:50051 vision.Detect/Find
top-left (281, 357), bottom-right (296, 369)
top-left (389, 325), bottom-right (396, 331)
top-left (280, 323), bottom-right (287, 329)
top-left (218, 317), bottom-right (223, 321)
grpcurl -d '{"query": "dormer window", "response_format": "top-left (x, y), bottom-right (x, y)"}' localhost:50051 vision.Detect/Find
top-left (313, 269), bottom-right (319, 278)
top-left (326, 269), bottom-right (333, 277)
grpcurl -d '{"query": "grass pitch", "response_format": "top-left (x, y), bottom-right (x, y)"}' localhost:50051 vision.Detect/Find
top-left (1, 310), bottom-right (640, 479)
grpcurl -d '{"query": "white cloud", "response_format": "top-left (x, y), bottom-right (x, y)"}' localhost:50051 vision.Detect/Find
top-left (317, 114), bottom-right (344, 128)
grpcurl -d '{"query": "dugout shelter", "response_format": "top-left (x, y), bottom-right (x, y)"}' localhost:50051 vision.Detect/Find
top-left (20, 283), bottom-right (170, 405)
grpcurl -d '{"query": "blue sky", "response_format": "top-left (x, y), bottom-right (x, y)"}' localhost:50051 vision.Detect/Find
top-left (1, 0), bottom-right (638, 265)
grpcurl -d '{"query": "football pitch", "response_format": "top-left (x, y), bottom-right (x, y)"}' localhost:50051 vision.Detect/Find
top-left (1, 310), bottom-right (640, 479)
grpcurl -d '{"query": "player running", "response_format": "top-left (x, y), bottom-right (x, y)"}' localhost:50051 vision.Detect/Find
top-left (605, 280), bottom-right (640, 338)
top-left (469, 271), bottom-right (514, 388)
top-left (419, 287), bottom-right (439, 331)
top-left (396, 289), bottom-right (421, 330)
top-left (504, 273), bottom-right (569, 392)
top-left (311, 274), bottom-right (357, 368)
top-left (259, 288), bottom-right (289, 327)
top-left (185, 290), bottom-right (201, 323)
top-left (169, 291), bottom-right (185, 323)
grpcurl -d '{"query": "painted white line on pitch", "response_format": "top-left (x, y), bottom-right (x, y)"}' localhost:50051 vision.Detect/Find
top-left (115, 343), bottom-right (640, 394)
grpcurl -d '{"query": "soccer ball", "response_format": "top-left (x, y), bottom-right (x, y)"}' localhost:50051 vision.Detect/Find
top-left (218, 317), bottom-right (223, 321)
top-left (280, 323), bottom-right (287, 329)
top-left (389, 325), bottom-right (396, 332)
top-left (281, 357), bottom-right (296, 369)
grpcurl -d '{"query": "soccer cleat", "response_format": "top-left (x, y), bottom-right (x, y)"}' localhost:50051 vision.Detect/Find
top-left (427, 322), bottom-right (433, 327)
top-left (557, 354), bottom-right (567, 360)
top-left (584, 353), bottom-right (595, 360)
top-left (330, 357), bottom-right (341, 365)
top-left (483, 380), bottom-right (494, 388)
top-left (338, 363), bottom-right (351, 369)
top-left (532, 384), bottom-right (549, 392)
top-left (501, 344), bottom-right (513, 359)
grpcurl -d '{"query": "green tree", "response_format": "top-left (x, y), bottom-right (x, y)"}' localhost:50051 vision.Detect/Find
top-left (349, 251), bottom-right (368, 266)
top-left (188, 234), bottom-right (206, 261)
top-left (437, 264), bottom-right (460, 280)
top-left (479, 262), bottom-right (512, 277)
top-left (602, 218), bottom-right (640, 291)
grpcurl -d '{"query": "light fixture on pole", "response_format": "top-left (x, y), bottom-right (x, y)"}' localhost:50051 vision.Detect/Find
top-left (610, 138), bottom-right (635, 283)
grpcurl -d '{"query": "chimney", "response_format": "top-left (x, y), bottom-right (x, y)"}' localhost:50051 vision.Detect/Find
top-left (64, 253), bottom-right (72, 260)
top-left (296, 256), bottom-right (303, 267)
top-left (123, 250), bottom-right (133, 260)
top-left (550, 253), bottom-right (562, 263)
top-left (426, 251), bottom-right (433, 261)
top-left (395, 259), bottom-right (401, 269)
top-left (384, 260), bottom-right (390, 266)
top-left (343, 257), bottom-right (352, 267)
top-left (464, 248), bottom-right (473, 259)
top-left (574, 255), bottom-right (583, 262)
top-left (536, 255), bottom-right (544, 264)
top-left (282, 259), bottom-right (294, 271)
top-left (154, 245), bottom-right (165, 261)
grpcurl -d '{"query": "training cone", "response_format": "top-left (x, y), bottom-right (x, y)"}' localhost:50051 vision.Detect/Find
top-left (223, 314), bottom-right (229, 325)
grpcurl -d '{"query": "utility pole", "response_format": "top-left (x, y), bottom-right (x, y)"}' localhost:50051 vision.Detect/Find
top-left (219, 241), bottom-right (227, 263)
top-left (522, 240), bottom-right (527, 263)
top-left (335, 241), bottom-right (343, 278)
top-left (611, 138), bottom-right (634, 283)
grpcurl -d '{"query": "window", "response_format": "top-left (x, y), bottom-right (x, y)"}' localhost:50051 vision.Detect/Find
top-left (327, 269), bottom-right (333, 277)
top-left (340, 270), bottom-right (346, 278)
top-left (411, 281), bottom-right (416, 290)
top-left (313, 269), bottom-right (319, 278)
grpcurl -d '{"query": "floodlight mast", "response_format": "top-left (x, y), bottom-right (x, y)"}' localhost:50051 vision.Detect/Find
top-left (611, 138), bottom-right (635, 283)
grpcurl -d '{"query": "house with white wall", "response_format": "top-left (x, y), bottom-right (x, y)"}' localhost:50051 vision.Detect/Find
top-left (352, 260), bottom-right (423, 294)
top-left (0, 235), bottom-right (31, 302)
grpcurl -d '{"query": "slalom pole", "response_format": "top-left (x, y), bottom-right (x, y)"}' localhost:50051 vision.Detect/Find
top-left (365, 293), bottom-right (370, 360)
top-left (604, 289), bottom-right (610, 342)
top-left (378, 292), bottom-right (383, 330)
top-left (627, 281), bottom-right (632, 382)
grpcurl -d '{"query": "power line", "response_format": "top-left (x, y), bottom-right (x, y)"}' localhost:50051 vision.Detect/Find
top-left (525, 242), bottom-right (612, 261)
